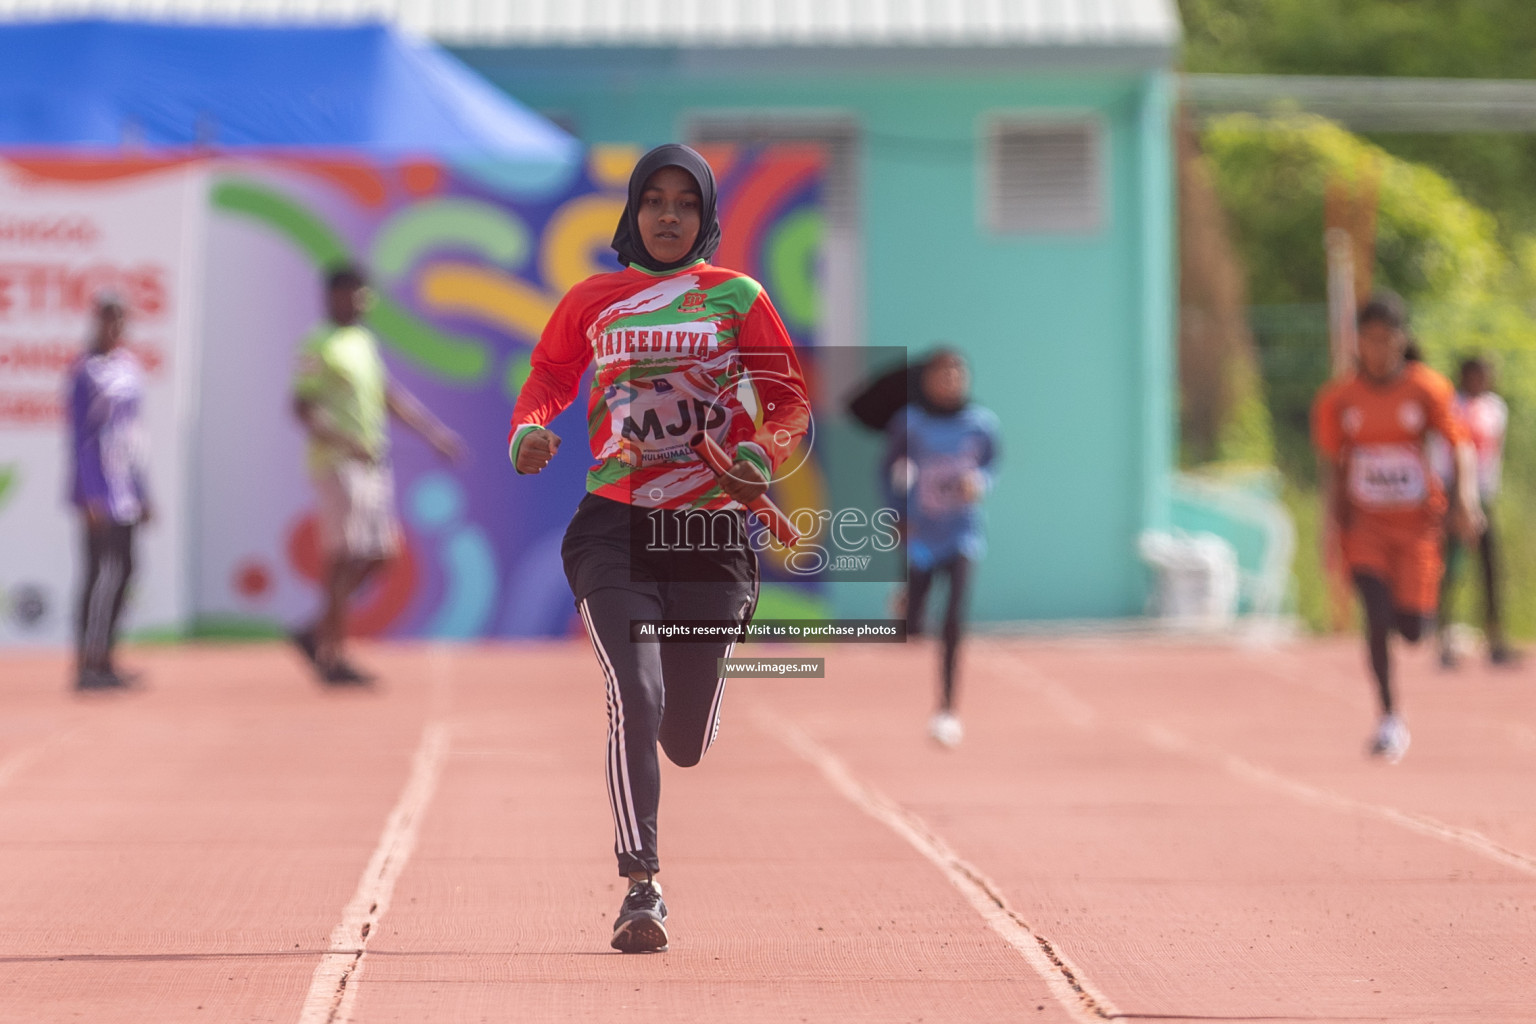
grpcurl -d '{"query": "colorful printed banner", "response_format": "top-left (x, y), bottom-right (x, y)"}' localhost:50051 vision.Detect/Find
top-left (0, 157), bottom-right (206, 647)
top-left (191, 145), bottom-right (826, 640)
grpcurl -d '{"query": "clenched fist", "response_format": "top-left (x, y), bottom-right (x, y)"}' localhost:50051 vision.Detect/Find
top-left (718, 458), bottom-right (768, 505)
top-left (515, 428), bottom-right (561, 474)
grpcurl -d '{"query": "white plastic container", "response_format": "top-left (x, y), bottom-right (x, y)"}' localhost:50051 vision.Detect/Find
top-left (1138, 530), bottom-right (1241, 629)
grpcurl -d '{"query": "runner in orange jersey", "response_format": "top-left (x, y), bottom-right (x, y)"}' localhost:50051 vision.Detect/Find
top-left (1312, 295), bottom-right (1483, 763)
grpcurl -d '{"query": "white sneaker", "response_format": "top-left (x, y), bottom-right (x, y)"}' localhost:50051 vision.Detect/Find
top-left (928, 711), bottom-right (963, 748)
top-left (1368, 714), bottom-right (1410, 764)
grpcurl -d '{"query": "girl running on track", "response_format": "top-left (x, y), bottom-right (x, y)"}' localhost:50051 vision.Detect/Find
top-left (885, 348), bottom-right (999, 748)
top-left (509, 144), bottom-right (808, 953)
top-left (1311, 295), bottom-right (1482, 763)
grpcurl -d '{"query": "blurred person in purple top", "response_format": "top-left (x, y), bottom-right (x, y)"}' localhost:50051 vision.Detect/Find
top-left (66, 294), bottom-right (151, 691)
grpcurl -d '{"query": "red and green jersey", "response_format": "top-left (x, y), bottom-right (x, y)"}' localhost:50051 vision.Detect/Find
top-left (510, 261), bottom-right (809, 509)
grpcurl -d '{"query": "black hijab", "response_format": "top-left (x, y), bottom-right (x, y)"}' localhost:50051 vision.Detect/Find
top-left (914, 347), bottom-right (969, 417)
top-left (844, 348), bottom-right (967, 431)
top-left (611, 144), bottom-right (722, 273)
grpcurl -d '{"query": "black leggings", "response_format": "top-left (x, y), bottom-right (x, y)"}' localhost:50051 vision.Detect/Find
top-left (906, 555), bottom-right (972, 713)
top-left (77, 520), bottom-right (135, 673)
top-left (563, 494), bottom-right (758, 877)
top-left (1354, 572), bottom-right (1432, 716)
top-left (1441, 510), bottom-right (1502, 637)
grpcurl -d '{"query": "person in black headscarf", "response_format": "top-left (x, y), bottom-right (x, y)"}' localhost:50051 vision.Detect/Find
top-left (508, 144), bottom-right (809, 953)
top-left (608, 143), bottom-right (725, 273)
top-left (881, 347), bottom-right (1000, 748)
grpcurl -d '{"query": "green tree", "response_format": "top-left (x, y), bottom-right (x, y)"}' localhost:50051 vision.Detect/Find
top-left (1203, 114), bottom-right (1536, 472)
top-left (1202, 112), bottom-right (1536, 638)
top-left (1182, 0), bottom-right (1536, 79)
top-left (1180, 0), bottom-right (1536, 237)
top-left (1203, 115), bottom-right (1508, 308)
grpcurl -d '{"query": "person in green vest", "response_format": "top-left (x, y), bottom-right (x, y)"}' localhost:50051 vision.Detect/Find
top-left (290, 265), bottom-right (464, 684)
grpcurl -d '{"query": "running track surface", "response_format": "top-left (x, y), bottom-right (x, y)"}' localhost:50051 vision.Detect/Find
top-left (0, 637), bottom-right (1532, 1023)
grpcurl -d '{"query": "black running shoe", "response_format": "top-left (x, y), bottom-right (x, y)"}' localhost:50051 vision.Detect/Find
top-left (290, 628), bottom-right (320, 666)
top-left (322, 660), bottom-right (375, 686)
top-left (1490, 645), bottom-right (1524, 668)
top-left (611, 878), bottom-right (668, 953)
top-left (75, 666), bottom-right (133, 692)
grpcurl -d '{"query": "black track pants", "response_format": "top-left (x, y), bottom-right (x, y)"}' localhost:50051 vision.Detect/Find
top-left (1354, 572), bottom-right (1432, 717)
top-left (1441, 506), bottom-right (1503, 637)
top-left (907, 555), bottom-right (972, 713)
top-left (77, 520), bottom-right (135, 673)
top-left (562, 494), bottom-right (758, 877)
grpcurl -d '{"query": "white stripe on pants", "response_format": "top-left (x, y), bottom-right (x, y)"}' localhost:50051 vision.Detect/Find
top-left (579, 599), bottom-right (644, 856)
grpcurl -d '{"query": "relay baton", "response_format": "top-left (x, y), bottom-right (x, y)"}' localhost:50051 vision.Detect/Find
top-left (689, 433), bottom-right (800, 548)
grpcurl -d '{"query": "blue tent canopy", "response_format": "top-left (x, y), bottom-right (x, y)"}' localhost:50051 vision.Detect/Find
top-left (0, 19), bottom-right (577, 163)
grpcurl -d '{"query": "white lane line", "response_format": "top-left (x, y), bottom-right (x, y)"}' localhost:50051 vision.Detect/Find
top-left (752, 705), bottom-right (1119, 1024)
top-left (1001, 648), bottom-right (1536, 879)
top-left (1248, 648), bottom-right (1360, 709)
top-left (1001, 660), bottom-right (1100, 731)
top-left (1140, 722), bottom-right (1536, 879)
top-left (296, 720), bottom-right (451, 1024)
top-left (427, 644), bottom-right (452, 714)
top-left (0, 726), bottom-right (83, 790)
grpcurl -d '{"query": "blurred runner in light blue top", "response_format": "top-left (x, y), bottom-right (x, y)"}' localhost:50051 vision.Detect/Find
top-left (883, 348), bottom-right (1000, 747)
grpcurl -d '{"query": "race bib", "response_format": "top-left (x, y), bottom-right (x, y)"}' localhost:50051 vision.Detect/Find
top-left (604, 369), bottom-right (733, 467)
top-left (1348, 444), bottom-right (1427, 507)
top-left (914, 455), bottom-right (975, 515)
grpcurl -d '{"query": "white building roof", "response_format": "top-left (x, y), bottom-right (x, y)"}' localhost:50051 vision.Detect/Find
top-left (0, 0), bottom-right (1181, 48)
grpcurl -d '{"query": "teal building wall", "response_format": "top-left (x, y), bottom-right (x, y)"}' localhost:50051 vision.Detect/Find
top-left (457, 47), bottom-right (1177, 621)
